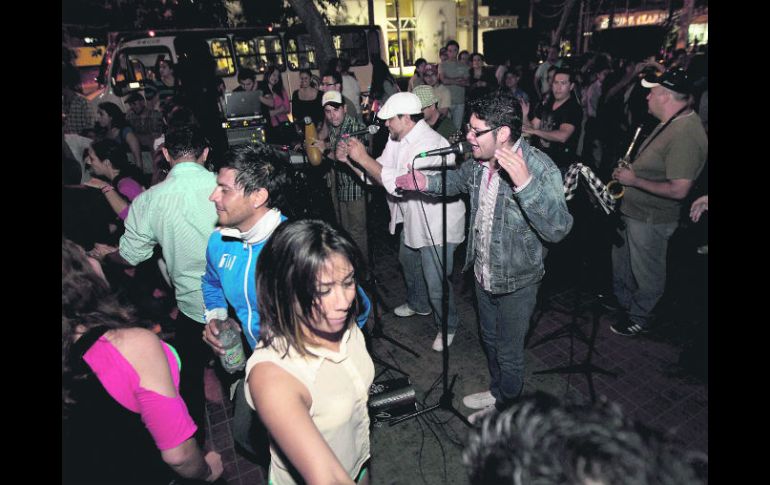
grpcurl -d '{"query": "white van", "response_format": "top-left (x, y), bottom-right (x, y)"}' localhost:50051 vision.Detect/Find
top-left (92, 25), bottom-right (387, 113)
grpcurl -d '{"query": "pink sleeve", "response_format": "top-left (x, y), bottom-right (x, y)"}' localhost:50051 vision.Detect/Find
top-left (137, 342), bottom-right (197, 450)
top-left (116, 178), bottom-right (145, 220)
top-left (136, 386), bottom-right (197, 450)
top-left (83, 338), bottom-right (197, 451)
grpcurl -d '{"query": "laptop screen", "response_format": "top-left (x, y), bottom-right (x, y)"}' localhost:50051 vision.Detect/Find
top-left (224, 90), bottom-right (263, 118)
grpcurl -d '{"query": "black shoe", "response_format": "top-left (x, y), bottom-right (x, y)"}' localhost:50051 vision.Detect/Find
top-left (610, 319), bottom-right (648, 336)
top-left (597, 293), bottom-right (624, 312)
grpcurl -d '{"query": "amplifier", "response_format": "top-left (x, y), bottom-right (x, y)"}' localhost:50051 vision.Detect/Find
top-left (222, 116), bottom-right (267, 147)
top-left (369, 377), bottom-right (417, 426)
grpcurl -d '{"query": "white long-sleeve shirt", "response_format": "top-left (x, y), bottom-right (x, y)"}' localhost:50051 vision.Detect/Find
top-left (377, 120), bottom-right (466, 249)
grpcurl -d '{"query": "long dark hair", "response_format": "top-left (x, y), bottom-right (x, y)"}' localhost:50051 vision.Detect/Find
top-left (98, 102), bottom-right (128, 129)
top-left (256, 219), bottom-right (366, 356)
top-left (260, 65), bottom-right (286, 99)
top-left (62, 238), bottom-right (138, 411)
top-left (90, 139), bottom-right (145, 187)
top-left (370, 57), bottom-right (397, 101)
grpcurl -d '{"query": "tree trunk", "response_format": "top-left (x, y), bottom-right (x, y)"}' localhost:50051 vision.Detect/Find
top-left (551, 0), bottom-right (578, 46)
top-left (677, 0), bottom-right (694, 49)
top-left (286, 0), bottom-right (337, 72)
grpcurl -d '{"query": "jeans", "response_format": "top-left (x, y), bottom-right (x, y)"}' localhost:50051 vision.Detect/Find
top-left (398, 232), bottom-right (459, 333)
top-left (612, 216), bottom-right (678, 327)
top-left (449, 103), bottom-right (465, 132)
top-left (338, 197), bottom-right (368, 265)
top-left (173, 311), bottom-right (212, 443)
top-left (475, 280), bottom-right (540, 409)
top-left (231, 378), bottom-right (271, 467)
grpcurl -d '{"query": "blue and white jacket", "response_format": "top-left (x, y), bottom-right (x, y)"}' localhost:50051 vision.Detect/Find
top-left (202, 209), bottom-right (371, 349)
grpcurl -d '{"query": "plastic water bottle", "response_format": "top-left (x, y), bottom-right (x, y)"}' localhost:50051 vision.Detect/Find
top-left (304, 116), bottom-right (322, 166)
top-left (218, 318), bottom-right (246, 373)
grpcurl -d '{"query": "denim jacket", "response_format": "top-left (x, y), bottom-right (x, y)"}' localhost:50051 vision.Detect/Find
top-left (425, 139), bottom-right (573, 294)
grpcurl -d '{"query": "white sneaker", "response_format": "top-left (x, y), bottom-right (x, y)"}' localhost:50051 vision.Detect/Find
top-left (393, 303), bottom-right (432, 317)
top-left (467, 405), bottom-right (497, 425)
top-left (431, 332), bottom-right (455, 352)
top-left (463, 390), bottom-right (496, 410)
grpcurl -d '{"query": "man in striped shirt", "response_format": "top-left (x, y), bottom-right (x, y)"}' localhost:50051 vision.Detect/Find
top-left (118, 124), bottom-right (218, 441)
top-left (318, 90), bottom-right (369, 263)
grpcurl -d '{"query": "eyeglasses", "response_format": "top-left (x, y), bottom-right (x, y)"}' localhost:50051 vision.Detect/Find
top-left (321, 82), bottom-right (339, 87)
top-left (465, 123), bottom-right (497, 137)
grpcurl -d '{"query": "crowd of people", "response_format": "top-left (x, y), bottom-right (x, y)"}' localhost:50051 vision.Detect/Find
top-left (62, 36), bottom-right (708, 484)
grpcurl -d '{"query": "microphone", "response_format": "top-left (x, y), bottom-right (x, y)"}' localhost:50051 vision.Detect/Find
top-left (416, 141), bottom-right (470, 158)
top-left (342, 125), bottom-right (381, 138)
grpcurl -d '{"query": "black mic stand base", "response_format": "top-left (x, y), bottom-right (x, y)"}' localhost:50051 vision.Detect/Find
top-left (389, 374), bottom-right (471, 427)
top-left (389, 154), bottom-right (470, 429)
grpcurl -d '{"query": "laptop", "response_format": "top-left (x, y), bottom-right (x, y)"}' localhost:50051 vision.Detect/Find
top-left (224, 90), bottom-right (263, 119)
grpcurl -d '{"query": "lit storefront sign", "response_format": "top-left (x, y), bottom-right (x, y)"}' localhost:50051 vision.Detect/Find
top-left (595, 10), bottom-right (669, 30)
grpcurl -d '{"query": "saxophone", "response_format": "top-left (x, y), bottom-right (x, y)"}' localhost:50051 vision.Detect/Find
top-left (606, 126), bottom-right (643, 200)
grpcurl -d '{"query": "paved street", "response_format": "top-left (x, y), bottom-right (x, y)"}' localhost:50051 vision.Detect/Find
top-left (201, 187), bottom-right (708, 484)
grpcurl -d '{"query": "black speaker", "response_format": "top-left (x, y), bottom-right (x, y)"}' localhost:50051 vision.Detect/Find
top-left (590, 25), bottom-right (669, 61)
top-left (482, 28), bottom-right (540, 66)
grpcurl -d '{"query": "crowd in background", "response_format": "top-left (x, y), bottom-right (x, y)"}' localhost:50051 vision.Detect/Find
top-left (62, 35), bottom-right (708, 484)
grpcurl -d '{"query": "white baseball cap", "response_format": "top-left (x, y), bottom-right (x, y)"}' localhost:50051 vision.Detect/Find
top-left (377, 92), bottom-right (422, 120)
top-left (322, 90), bottom-right (344, 107)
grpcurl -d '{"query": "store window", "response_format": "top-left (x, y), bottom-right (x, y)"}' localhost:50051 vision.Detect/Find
top-left (387, 31), bottom-right (416, 67)
top-left (385, 0), bottom-right (417, 68)
top-left (386, 0), bottom-right (414, 17)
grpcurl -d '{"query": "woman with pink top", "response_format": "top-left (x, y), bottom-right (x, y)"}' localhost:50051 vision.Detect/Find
top-left (259, 64), bottom-right (295, 145)
top-left (84, 139), bottom-right (146, 221)
top-left (62, 237), bottom-right (223, 484)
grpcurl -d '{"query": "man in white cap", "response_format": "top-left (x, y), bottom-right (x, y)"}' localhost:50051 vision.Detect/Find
top-left (313, 90), bottom-right (369, 262)
top-left (336, 92), bottom-right (466, 352)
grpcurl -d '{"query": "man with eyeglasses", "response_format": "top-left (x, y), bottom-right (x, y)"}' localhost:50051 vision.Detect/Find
top-left (395, 93), bottom-right (573, 424)
top-left (422, 64), bottom-right (452, 121)
top-left (521, 67), bottom-right (583, 174)
top-left (336, 92), bottom-right (466, 352)
top-left (320, 70), bottom-right (363, 124)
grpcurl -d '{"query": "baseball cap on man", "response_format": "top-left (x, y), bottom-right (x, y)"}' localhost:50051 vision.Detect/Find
top-left (376, 92), bottom-right (422, 120)
top-left (641, 68), bottom-right (692, 94)
top-left (413, 85), bottom-right (438, 109)
top-left (322, 90), bottom-right (344, 108)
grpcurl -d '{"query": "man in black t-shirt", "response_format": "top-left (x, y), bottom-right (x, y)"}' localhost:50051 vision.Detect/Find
top-left (522, 67), bottom-right (583, 172)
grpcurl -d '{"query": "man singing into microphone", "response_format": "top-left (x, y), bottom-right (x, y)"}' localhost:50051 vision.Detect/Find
top-left (337, 92), bottom-right (466, 352)
top-left (395, 93), bottom-right (573, 423)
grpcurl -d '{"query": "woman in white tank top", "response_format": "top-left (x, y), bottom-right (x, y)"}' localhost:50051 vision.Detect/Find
top-left (245, 219), bottom-right (374, 485)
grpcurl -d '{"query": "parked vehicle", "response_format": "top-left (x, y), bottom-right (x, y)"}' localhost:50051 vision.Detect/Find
top-left (92, 25), bottom-right (387, 113)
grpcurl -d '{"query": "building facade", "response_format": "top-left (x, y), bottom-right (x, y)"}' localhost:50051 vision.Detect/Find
top-left (328, 0), bottom-right (516, 75)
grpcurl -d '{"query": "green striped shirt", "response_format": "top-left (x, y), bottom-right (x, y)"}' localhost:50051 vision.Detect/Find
top-left (119, 162), bottom-right (218, 323)
top-left (328, 115), bottom-right (367, 202)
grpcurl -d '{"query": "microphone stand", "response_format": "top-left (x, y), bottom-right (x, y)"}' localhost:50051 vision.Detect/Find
top-left (391, 152), bottom-right (470, 428)
top-left (358, 133), bottom-right (419, 380)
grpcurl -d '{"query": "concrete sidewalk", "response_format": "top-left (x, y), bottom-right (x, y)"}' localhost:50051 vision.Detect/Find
top-left (201, 215), bottom-right (707, 484)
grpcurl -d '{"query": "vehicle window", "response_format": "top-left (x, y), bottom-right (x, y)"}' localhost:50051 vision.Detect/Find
top-left (235, 36), bottom-right (285, 73)
top-left (286, 34), bottom-right (317, 71)
top-left (234, 38), bottom-right (257, 72)
top-left (208, 38), bottom-right (235, 76)
top-left (333, 32), bottom-right (368, 67)
top-left (110, 47), bottom-right (171, 96)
